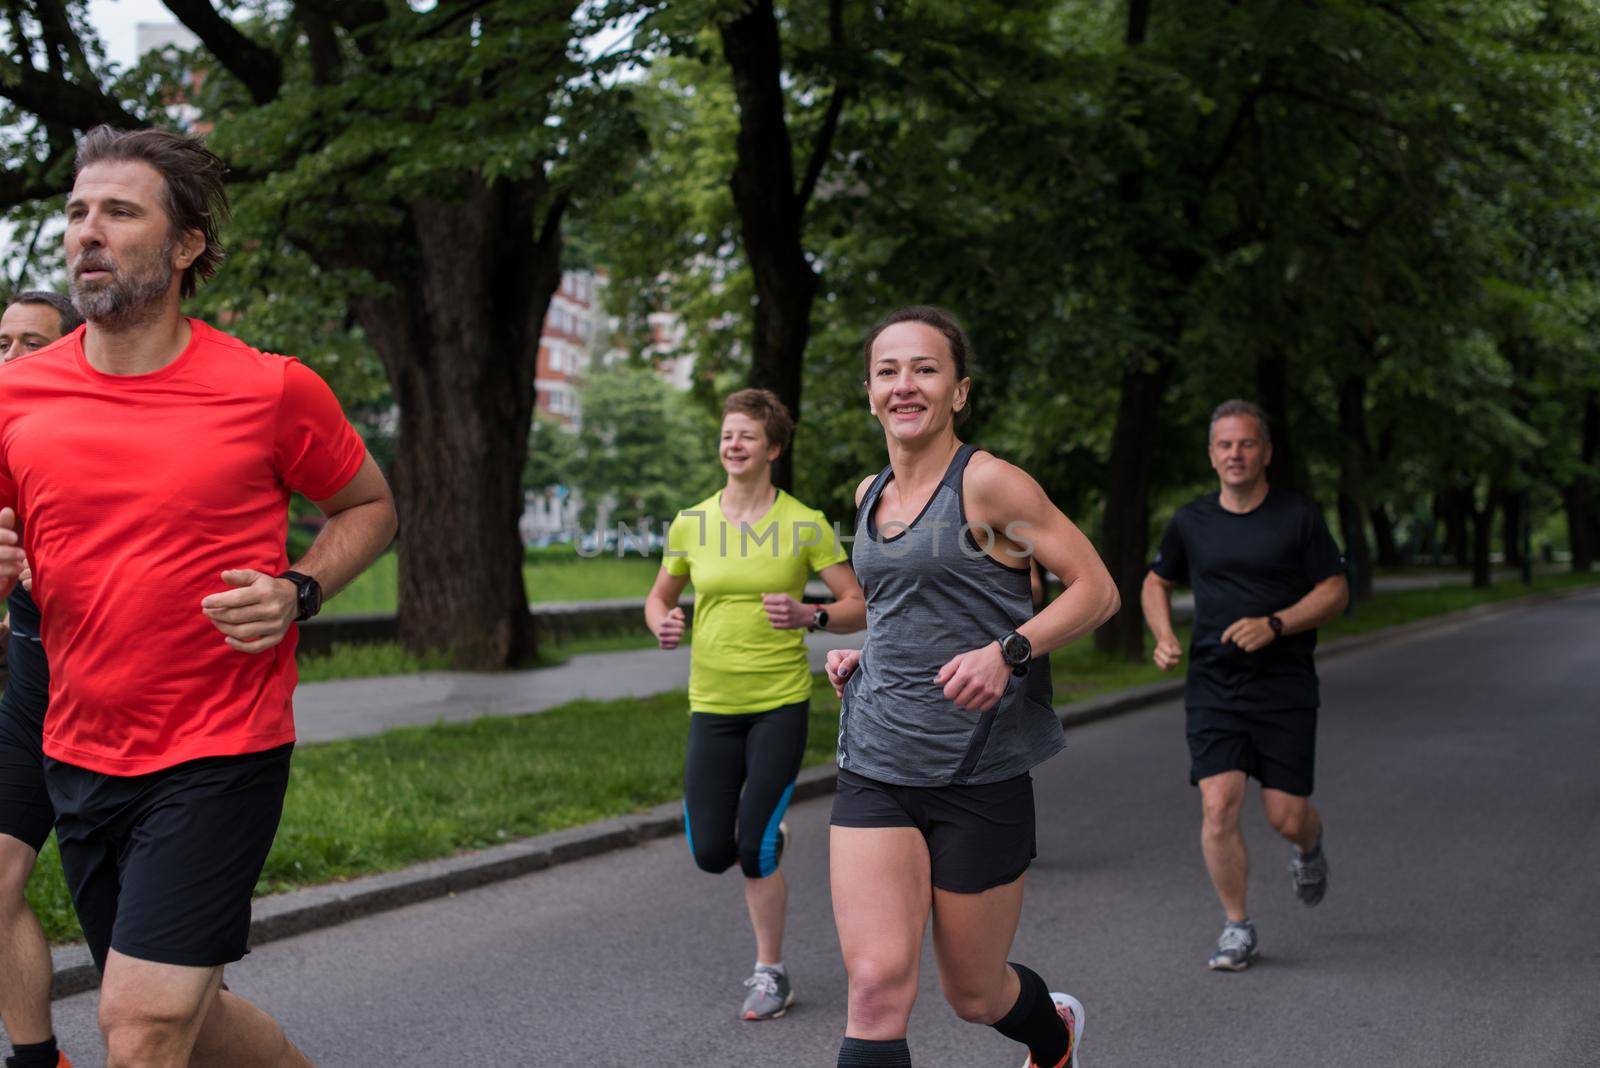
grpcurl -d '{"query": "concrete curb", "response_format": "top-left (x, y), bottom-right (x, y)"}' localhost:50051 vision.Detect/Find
top-left (49, 581), bottom-right (1596, 999)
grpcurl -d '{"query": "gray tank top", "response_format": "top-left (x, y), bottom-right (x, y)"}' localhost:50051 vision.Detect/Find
top-left (839, 444), bottom-right (1062, 786)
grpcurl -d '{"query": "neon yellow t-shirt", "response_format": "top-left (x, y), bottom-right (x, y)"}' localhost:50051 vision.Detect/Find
top-left (665, 490), bottom-right (847, 714)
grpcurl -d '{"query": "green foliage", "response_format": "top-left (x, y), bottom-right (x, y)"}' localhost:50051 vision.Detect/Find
top-left (571, 361), bottom-right (722, 527)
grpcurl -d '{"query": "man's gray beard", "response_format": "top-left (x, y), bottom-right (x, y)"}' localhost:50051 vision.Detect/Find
top-left (69, 244), bottom-right (176, 328)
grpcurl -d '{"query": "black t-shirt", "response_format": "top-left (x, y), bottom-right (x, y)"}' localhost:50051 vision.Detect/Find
top-left (1150, 489), bottom-right (1345, 711)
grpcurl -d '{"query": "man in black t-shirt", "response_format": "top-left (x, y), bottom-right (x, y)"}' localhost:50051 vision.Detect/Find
top-left (1143, 399), bottom-right (1348, 972)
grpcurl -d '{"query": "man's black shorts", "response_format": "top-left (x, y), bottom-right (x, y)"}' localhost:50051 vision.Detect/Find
top-left (45, 742), bottom-right (292, 971)
top-left (1186, 705), bottom-right (1317, 797)
top-left (0, 631), bottom-right (53, 852)
top-left (830, 768), bottom-right (1036, 894)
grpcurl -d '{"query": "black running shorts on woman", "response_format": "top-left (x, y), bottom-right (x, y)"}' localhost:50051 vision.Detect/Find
top-left (46, 742), bottom-right (292, 971)
top-left (0, 585), bottom-right (53, 852)
top-left (683, 699), bottom-right (808, 879)
top-left (831, 768), bottom-right (1036, 893)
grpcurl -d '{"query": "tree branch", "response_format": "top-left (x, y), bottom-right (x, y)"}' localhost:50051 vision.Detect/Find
top-left (0, 59), bottom-right (139, 130)
top-left (1126, 0), bottom-right (1151, 47)
top-left (295, 1), bottom-right (341, 86)
top-left (796, 0), bottom-right (848, 217)
top-left (160, 0), bottom-right (283, 105)
top-left (1370, 2), bottom-right (1432, 46)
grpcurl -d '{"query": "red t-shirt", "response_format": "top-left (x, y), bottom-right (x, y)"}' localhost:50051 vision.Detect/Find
top-left (0, 319), bottom-right (367, 775)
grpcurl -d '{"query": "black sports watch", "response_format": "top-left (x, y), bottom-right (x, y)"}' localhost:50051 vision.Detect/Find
top-left (808, 606), bottom-right (830, 633)
top-left (998, 630), bottom-right (1032, 676)
top-left (279, 570), bottom-right (323, 622)
top-left (1268, 614), bottom-right (1284, 637)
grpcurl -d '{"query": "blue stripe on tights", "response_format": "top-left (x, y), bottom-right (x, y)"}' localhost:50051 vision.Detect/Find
top-left (683, 799), bottom-right (696, 859)
top-left (757, 781), bottom-right (796, 877)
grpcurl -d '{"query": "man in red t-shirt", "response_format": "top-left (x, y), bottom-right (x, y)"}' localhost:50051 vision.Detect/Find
top-left (0, 126), bottom-right (397, 1067)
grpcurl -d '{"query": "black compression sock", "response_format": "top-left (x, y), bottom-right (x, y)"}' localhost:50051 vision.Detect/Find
top-left (992, 962), bottom-right (1068, 1067)
top-left (837, 1036), bottom-right (912, 1067)
top-left (7, 1036), bottom-right (59, 1068)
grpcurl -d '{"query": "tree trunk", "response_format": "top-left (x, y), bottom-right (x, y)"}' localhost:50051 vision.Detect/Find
top-left (343, 177), bottom-right (563, 669)
top-left (1501, 492), bottom-right (1524, 568)
top-left (721, 0), bottom-right (823, 492)
top-left (1256, 349), bottom-right (1297, 493)
top-left (1337, 376), bottom-right (1375, 600)
top-left (1370, 503), bottom-right (1401, 567)
top-left (1094, 358), bottom-right (1173, 661)
top-left (1438, 489), bottom-right (1471, 569)
top-left (1566, 389), bottom-right (1599, 572)
top-left (1469, 488), bottom-right (1495, 588)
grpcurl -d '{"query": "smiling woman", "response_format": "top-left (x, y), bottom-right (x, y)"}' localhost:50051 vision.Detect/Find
top-left (823, 304), bottom-right (1119, 1068)
top-left (641, 387), bottom-right (866, 1023)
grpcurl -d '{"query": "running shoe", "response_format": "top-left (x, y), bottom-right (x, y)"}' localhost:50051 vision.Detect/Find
top-left (1019, 992), bottom-right (1085, 1067)
top-left (740, 965), bottom-right (794, 1021)
top-left (1289, 838), bottom-right (1329, 907)
top-left (1207, 921), bottom-right (1258, 971)
top-left (5, 1054), bottom-right (72, 1068)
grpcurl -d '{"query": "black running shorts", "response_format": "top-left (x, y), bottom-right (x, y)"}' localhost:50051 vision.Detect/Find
top-left (830, 768), bottom-right (1036, 894)
top-left (1186, 705), bottom-right (1317, 797)
top-left (0, 630), bottom-right (53, 853)
top-left (46, 743), bottom-right (293, 971)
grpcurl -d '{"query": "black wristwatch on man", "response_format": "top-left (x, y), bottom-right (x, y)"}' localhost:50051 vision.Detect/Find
top-left (998, 630), bottom-right (1032, 676)
top-left (279, 570), bottom-right (323, 622)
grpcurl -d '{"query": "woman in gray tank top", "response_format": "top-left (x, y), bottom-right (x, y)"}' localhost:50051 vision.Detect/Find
top-left (824, 307), bottom-right (1118, 1068)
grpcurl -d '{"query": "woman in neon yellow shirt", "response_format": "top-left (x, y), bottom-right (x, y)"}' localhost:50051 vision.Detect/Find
top-left (644, 388), bottom-right (865, 1022)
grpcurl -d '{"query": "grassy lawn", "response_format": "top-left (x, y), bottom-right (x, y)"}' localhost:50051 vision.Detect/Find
top-left (324, 552), bottom-right (662, 616)
top-left (24, 570), bottom-right (1599, 944)
top-left (26, 676), bottom-right (842, 944)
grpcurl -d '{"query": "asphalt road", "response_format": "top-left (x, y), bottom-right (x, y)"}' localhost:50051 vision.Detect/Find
top-left (48, 590), bottom-right (1600, 1066)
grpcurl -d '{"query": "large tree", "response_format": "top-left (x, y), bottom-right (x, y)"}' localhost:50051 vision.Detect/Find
top-left (0, 0), bottom-right (641, 667)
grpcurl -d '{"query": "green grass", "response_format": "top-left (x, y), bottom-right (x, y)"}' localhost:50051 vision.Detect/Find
top-left (295, 641), bottom-right (455, 683)
top-left (323, 552), bottom-right (662, 617)
top-left (23, 570), bottom-right (1600, 945)
top-left (25, 675), bottom-right (841, 944)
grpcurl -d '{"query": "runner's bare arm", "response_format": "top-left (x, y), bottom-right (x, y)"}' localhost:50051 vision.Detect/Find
top-left (1143, 571), bottom-right (1183, 671)
top-left (0, 507), bottom-right (25, 600)
top-left (964, 456), bottom-right (1118, 657)
top-left (645, 568), bottom-right (691, 649)
top-left (1221, 573), bottom-right (1348, 652)
top-left (201, 452), bottom-right (397, 654)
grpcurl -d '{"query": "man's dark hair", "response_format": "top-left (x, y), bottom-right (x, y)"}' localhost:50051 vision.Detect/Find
top-left (861, 305), bottom-right (975, 426)
top-left (74, 125), bottom-right (230, 299)
top-left (6, 290), bottom-right (83, 336)
top-left (1209, 398), bottom-right (1271, 444)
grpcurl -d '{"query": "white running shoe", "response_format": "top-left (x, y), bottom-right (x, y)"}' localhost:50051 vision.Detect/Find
top-left (1018, 992), bottom-right (1085, 1067)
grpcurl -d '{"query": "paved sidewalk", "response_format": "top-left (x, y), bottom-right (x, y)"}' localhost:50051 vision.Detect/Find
top-left (295, 568), bottom-right (1537, 744)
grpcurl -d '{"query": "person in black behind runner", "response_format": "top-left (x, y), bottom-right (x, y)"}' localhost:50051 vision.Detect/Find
top-left (0, 290), bottom-right (81, 1068)
top-left (1142, 399), bottom-right (1348, 971)
top-left (826, 306), bottom-right (1118, 1068)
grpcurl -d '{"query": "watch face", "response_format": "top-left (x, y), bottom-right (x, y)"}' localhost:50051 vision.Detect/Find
top-left (1001, 633), bottom-right (1030, 664)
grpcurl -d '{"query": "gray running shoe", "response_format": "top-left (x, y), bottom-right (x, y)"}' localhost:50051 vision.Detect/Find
top-left (1290, 839), bottom-right (1328, 907)
top-left (740, 966), bottom-right (794, 1021)
top-left (1207, 922), bottom-right (1258, 971)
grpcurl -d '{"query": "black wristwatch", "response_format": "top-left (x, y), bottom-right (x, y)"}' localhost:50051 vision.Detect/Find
top-left (279, 570), bottom-right (323, 622)
top-left (808, 606), bottom-right (830, 633)
top-left (1268, 614), bottom-right (1284, 637)
top-left (998, 630), bottom-right (1032, 676)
